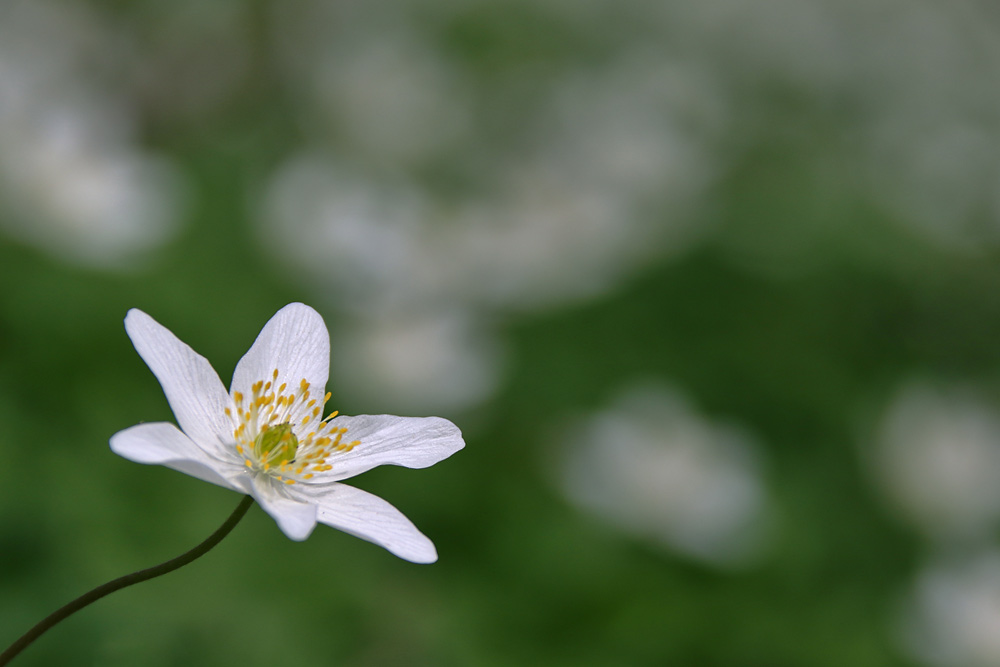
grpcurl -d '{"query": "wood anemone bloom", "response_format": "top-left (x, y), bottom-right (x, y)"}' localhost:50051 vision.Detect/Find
top-left (110, 303), bottom-right (464, 563)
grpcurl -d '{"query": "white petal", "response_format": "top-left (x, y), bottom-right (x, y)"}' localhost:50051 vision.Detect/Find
top-left (231, 303), bottom-right (330, 409)
top-left (124, 309), bottom-right (233, 452)
top-left (110, 422), bottom-right (241, 491)
top-left (325, 415), bottom-right (464, 481)
top-left (250, 476), bottom-right (318, 541)
top-left (303, 483), bottom-right (437, 563)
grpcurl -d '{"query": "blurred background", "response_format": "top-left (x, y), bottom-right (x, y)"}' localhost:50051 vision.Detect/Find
top-left (2, 0), bottom-right (1000, 665)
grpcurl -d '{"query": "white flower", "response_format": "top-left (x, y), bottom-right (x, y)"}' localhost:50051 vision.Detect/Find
top-left (556, 384), bottom-right (768, 566)
top-left (110, 303), bottom-right (464, 563)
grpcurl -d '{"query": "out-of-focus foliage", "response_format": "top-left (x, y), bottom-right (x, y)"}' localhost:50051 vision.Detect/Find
top-left (3, 0), bottom-right (1000, 665)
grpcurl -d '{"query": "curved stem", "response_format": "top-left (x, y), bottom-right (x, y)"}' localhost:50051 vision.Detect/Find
top-left (0, 495), bottom-right (255, 666)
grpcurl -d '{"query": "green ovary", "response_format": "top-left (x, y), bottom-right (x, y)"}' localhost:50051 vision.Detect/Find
top-left (255, 423), bottom-right (299, 466)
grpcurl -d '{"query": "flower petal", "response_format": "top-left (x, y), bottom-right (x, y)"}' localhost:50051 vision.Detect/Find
top-left (250, 476), bottom-right (319, 541)
top-left (110, 422), bottom-right (241, 491)
top-left (325, 415), bottom-right (464, 481)
top-left (302, 483), bottom-right (438, 563)
top-left (231, 303), bottom-right (330, 409)
top-left (124, 309), bottom-right (233, 452)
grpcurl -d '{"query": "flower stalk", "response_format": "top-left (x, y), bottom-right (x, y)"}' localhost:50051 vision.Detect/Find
top-left (0, 495), bottom-right (255, 666)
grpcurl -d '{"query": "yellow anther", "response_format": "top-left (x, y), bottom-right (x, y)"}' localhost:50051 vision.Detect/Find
top-left (234, 392), bottom-right (243, 403)
top-left (272, 369), bottom-right (279, 379)
top-left (303, 473), bottom-right (314, 479)
top-left (284, 479), bottom-right (296, 485)
top-left (252, 381), bottom-right (263, 393)
top-left (236, 445), bottom-right (244, 454)
top-left (278, 382), bottom-right (286, 393)
top-left (244, 459), bottom-right (253, 467)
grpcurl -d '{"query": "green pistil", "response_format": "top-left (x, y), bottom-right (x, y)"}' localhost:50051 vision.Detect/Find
top-left (255, 423), bottom-right (299, 466)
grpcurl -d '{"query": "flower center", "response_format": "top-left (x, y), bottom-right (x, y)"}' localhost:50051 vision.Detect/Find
top-left (256, 422), bottom-right (299, 465)
top-left (224, 368), bottom-right (359, 484)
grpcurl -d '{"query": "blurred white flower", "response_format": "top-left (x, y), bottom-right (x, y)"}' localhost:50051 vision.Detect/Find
top-left (446, 169), bottom-right (640, 309)
top-left (867, 121), bottom-right (1000, 252)
top-left (111, 303), bottom-right (465, 562)
top-left (538, 51), bottom-right (724, 204)
top-left (900, 552), bottom-right (1000, 667)
top-left (261, 155), bottom-right (430, 310)
top-left (555, 384), bottom-right (769, 566)
top-left (0, 0), bottom-right (182, 268)
top-left (313, 33), bottom-right (472, 166)
top-left (332, 310), bottom-right (503, 414)
top-left (128, 2), bottom-right (252, 121)
top-left (874, 382), bottom-right (1000, 542)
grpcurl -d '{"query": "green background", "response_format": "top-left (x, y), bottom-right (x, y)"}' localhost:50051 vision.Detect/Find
top-left (2, 1), bottom-right (999, 665)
